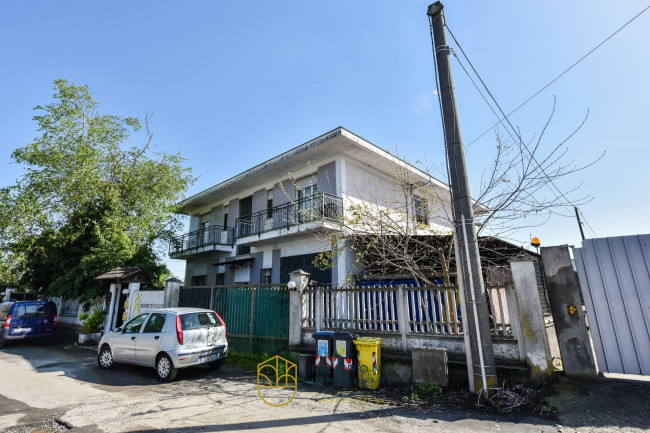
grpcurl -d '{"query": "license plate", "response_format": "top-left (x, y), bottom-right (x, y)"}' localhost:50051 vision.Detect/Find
top-left (199, 353), bottom-right (219, 363)
top-left (14, 328), bottom-right (32, 333)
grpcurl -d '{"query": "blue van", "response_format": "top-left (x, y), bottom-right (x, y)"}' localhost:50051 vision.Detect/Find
top-left (0, 300), bottom-right (58, 348)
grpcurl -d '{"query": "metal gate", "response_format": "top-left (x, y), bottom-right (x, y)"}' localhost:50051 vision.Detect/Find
top-left (179, 285), bottom-right (290, 354)
top-left (574, 235), bottom-right (650, 375)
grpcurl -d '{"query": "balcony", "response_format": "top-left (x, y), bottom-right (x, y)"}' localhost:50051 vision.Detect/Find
top-left (235, 192), bottom-right (343, 246)
top-left (169, 225), bottom-right (235, 259)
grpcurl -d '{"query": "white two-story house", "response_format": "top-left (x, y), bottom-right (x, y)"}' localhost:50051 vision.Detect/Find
top-left (170, 127), bottom-right (455, 287)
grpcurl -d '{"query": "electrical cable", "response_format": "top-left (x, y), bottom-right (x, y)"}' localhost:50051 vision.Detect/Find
top-left (445, 23), bottom-right (600, 234)
top-left (449, 47), bottom-right (575, 220)
top-left (580, 208), bottom-right (598, 238)
top-left (465, 3), bottom-right (650, 148)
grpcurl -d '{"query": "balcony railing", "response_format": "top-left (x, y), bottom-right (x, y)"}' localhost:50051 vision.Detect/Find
top-left (169, 225), bottom-right (235, 255)
top-left (236, 192), bottom-right (343, 239)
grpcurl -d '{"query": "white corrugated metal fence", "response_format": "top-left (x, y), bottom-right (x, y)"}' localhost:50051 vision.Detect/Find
top-left (574, 235), bottom-right (650, 375)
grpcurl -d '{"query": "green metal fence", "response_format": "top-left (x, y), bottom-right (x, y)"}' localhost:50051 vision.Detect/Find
top-left (179, 285), bottom-right (290, 355)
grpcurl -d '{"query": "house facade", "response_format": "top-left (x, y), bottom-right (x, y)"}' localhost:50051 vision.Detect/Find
top-left (170, 127), bottom-right (455, 287)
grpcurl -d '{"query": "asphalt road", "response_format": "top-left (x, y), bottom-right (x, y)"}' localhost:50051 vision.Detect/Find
top-left (0, 341), bottom-right (647, 432)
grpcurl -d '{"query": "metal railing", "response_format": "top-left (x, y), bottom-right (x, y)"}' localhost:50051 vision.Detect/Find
top-left (235, 192), bottom-right (343, 238)
top-left (303, 284), bottom-right (519, 338)
top-left (168, 225), bottom-right (235, 255)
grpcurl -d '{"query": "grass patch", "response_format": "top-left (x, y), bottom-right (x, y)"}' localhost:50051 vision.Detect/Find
top-left (227, 349), bottom-right (298, 376)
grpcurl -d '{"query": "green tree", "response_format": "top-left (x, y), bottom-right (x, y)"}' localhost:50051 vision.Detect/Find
top-left (0, 79), bottom-right (194, 298)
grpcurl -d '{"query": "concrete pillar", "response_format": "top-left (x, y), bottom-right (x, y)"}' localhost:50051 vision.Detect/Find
top-left (540, 246), bottom-right (598, 378)
top-left (125, 282), bottom-right (141, 321)
top-left (509, 258), bottom-right (554, 383)
top-left (165, 278), bottom-right (182, 308)
top-left (315, 286), bottom-right (323, 332)
top-left (288, 269), bottom-right (310, 347)
top-left (396, 285), bottom-right (409, 355)
top-left (105, 283), bottom-right (120, 332)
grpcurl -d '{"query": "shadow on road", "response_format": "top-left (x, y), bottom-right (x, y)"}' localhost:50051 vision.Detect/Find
top-left (545, 375), bottom-right (650, 431)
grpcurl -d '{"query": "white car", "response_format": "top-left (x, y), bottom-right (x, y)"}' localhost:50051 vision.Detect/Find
top-left (97, 307), bottom-right (228, 381)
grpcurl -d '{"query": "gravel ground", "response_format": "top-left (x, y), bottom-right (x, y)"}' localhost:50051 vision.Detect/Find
top-left (0, 341), bottom-right (647, 433)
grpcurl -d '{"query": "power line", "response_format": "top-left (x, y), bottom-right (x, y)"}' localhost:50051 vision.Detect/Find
top-left (444, 23), bottom-right (599, 232)
top-left (465, 3), bottom-right (650, 147)
top-left (580, 208), bottom-right (598, 238)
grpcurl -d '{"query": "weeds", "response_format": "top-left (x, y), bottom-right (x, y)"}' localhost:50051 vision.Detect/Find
top-left (415, 382), bottom-right (441, 398)
top-left (227, 350), bottom-right (298, 377)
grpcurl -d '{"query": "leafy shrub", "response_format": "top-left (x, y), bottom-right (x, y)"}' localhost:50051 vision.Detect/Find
top-left (79, 309), bottom-right (106, 334)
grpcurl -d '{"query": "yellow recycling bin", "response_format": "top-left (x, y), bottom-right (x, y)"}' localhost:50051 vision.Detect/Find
top-left (353, 337), bottom-right (382, 390)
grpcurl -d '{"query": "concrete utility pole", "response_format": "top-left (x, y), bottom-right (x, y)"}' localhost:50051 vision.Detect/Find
top-left (574, 206), bottom-right (586, 240)
top-left (427, 2), bottom-right (498, 394)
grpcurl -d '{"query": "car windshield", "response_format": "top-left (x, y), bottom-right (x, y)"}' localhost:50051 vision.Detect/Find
top-left (179, 312), bottom-right (221, 330)
top-left (13, 303), bottom-right (53, 319)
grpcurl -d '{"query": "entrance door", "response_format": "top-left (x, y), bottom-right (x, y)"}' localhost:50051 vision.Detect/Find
top-left (238, 196), bottom-right (253, 254)
top-left (297, 184), bottom-right (318, 223)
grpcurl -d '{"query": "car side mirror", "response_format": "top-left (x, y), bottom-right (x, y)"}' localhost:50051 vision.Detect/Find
top-left (114, 327), bottom-right (122, 333)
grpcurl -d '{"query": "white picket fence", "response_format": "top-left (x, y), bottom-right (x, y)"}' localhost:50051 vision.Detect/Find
top-left (302, 284), bottom-right (519, 339)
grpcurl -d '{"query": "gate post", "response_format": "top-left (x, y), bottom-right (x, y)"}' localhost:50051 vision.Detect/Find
top-left (289, 269), bottom-right (310, 347)
top-left (541, 246), bottom-right (597, 378)
top-left (164, 278), bottom-right (181, 308)
top-left (105, 283), bottom-right (121, 332)
top-left (509, 258), bottom-right (554, 383)
top-left (396, 285), bottom-right (409, 354)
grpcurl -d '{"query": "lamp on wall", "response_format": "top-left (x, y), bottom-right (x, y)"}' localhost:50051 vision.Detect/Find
top-left (287, 281), bottom-right (296, 290)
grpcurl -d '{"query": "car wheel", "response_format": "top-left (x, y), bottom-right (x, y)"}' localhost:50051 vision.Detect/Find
top-left (155, 353), bottom-right (178, 382)
top-left (97, 346), bottom-right (114, 369)
top-left (208, 358), bottom-right (226, 371)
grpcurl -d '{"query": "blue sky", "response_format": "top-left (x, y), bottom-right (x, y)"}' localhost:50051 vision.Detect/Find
top-left (1, 1), bottom-right (649, 279)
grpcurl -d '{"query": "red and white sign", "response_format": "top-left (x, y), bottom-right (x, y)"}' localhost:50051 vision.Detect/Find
top-left (343, 358), bottom-right (354, 370)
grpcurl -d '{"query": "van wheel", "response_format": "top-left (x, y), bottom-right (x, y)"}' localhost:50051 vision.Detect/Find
top-left (98, 346), bottom-right (114, 369)
top-left (0, 335), bottom-right (4, 349)
top-left (208, 358), bottom-right (226, 371)
top-left (155, 353), bottom-right (178, 382)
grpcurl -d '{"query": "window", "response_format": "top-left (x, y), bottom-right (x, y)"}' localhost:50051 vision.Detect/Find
top-left (414, 197), bottom-right (428, 225)
top-left (297, 183), bottom-right (318, 223)
top-left (223, 211), bottom-right (228, 228)
top-left (201, 221), bottom-right (210, 245)
top-left (216, 273), bottom-right (225, 285)
top-left (143, 313), bottom-right (167, 333)
top-left (297, 184), bottom-right (318, 200)
top-left (180, 312), bottom-right (222, 330)
top-left (261, 268), bottom-right (272, 284)
top-left (13, 303), bottom-right (53, 319)
top-left (266, 189), bottom-right (274, 219)
top-left (190, 275), bottom-right (207, 286)
top-left (123, 314), bottom-right (149, 333)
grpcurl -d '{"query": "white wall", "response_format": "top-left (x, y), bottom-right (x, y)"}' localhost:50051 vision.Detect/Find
top-left (343, 157), bottom-right (453, 234)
